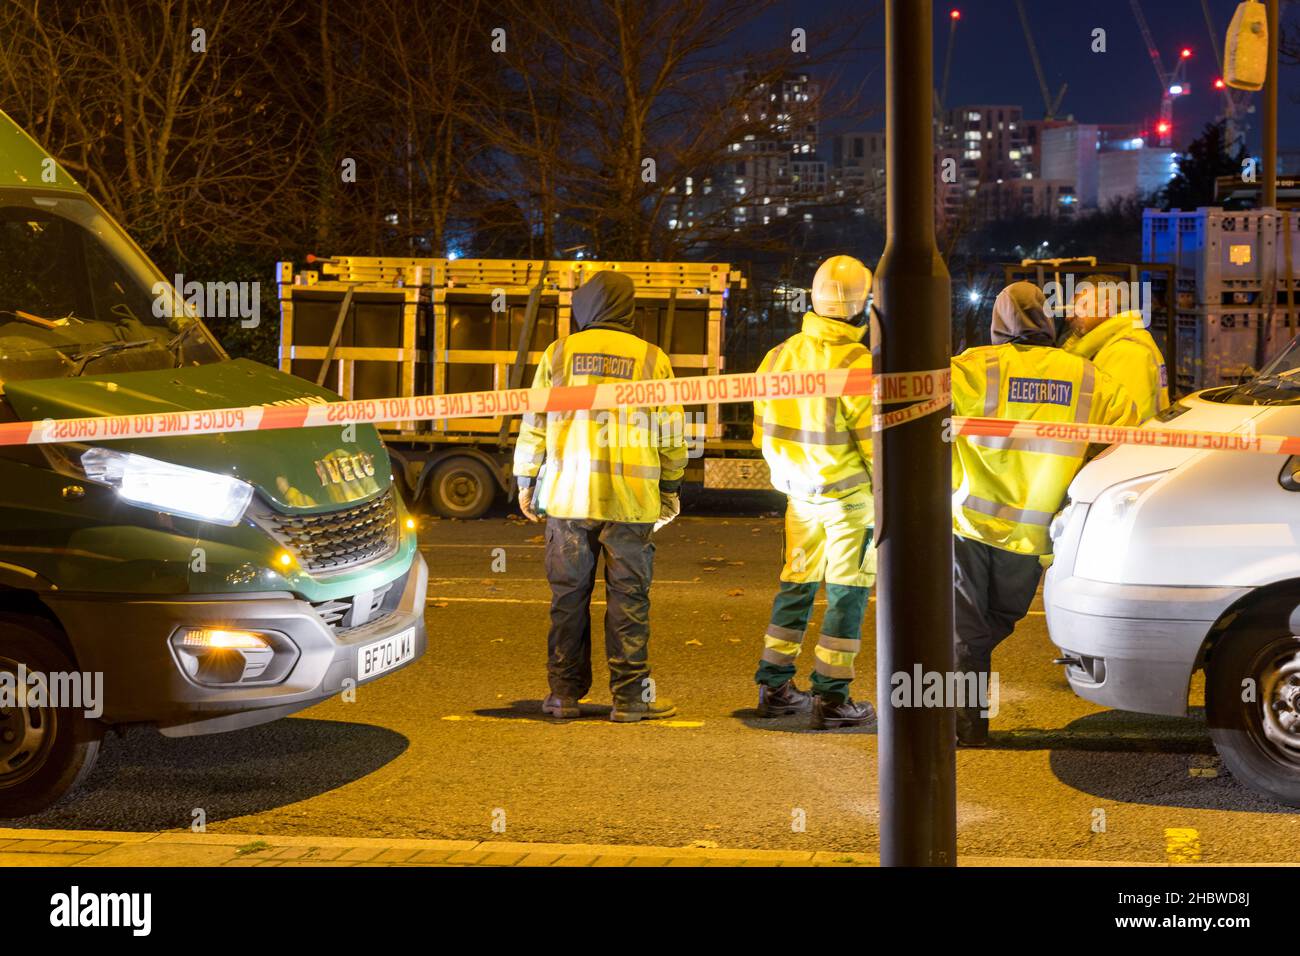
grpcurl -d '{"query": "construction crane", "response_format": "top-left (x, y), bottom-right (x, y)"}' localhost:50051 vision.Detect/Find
top-left (1014, 0), bottom-right (1067, 119)
top-left (933, 8), bottom-right (962, 118)
top-left (1130, 0), bottom-right (1191, 147)
top-left (1200, 0), bottom-right (1253, 150)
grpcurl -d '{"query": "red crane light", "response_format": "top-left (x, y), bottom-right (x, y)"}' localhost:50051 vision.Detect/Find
top-left (950, 9), bottom-right (961, 19)
top-left (1180, 47), bottom-right (1192, 59)
top-left (1214, 77), bottom-right (1226, 89)
top-left (1156, 121), bottom-right (1171, 135)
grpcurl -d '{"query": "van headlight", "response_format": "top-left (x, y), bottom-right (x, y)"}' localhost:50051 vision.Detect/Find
top-left (1074, 471), bottom-right (1170, 582)
top-left (81, 447), bottom-right (254, 526)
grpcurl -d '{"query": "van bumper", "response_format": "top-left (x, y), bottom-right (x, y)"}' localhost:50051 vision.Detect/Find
top-left (1043, 573), bottom-right (1248, 717)
top-left (46, 552), bottom-right (428, 735)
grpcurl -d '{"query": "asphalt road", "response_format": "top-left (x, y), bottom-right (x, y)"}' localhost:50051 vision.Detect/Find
top-left (12, 500), bottom-right (1300, 862)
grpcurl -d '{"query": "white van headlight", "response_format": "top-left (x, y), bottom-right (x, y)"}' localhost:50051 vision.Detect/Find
top-left (81, 447), bottom-right (254, 526)
top-left (1074, 471), bottom-right (1169, 582)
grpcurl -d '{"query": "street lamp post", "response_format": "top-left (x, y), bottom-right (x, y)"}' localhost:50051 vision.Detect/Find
top-left (873, 0), bottom-right (957, 866)
top-left (1262, 0), bottom-right (1279, 210)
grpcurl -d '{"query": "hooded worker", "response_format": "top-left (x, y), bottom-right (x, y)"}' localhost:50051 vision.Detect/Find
top-left (751, 254), bottom-right (878, 730)
top-left (949, 281), bottom-right (1139, 745)
top-left (1064, 273), bottom-right (1170, 422)
top-left (513, 270), bottom-right (687, 723)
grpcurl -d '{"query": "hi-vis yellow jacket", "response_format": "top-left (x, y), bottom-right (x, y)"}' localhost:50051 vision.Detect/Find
top-left (753, 311), bottom-right (873, 503)
top-left (952, 344), bottom-right (1140, 555)
top-left (1063, 311), bottom-right (1170, 422)
top-left (513, 328), bottom-right (687, 523)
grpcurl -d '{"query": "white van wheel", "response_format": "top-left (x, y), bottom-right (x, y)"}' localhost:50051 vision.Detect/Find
top-left (1207, 630), bottom-right (1300, 806)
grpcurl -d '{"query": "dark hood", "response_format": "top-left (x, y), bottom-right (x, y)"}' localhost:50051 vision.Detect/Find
top-left (991, 281), bottom-right (1059, 347)
top-left (573, 271), bottom-right (636, 333)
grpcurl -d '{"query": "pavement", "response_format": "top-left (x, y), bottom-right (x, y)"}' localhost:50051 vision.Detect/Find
top-left (0, 827), bottom-right (1184, 867)
top-left (5, 499), bottom-right (1300, 866)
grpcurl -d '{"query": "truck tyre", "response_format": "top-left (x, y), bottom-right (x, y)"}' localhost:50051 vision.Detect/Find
top-left (0, 615), bottom-right (103, 817)
top-left (427, 456), bottom-right (495, 519)
top-left (1206, 628), bottom-right (1300, 806)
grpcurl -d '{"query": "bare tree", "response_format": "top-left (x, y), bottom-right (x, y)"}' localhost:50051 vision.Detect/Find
top-left (0, 0), bottom-right (306, 261)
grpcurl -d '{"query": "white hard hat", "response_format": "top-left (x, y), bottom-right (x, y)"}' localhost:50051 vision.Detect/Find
top-left (811, 255), bottom-right (872, 320)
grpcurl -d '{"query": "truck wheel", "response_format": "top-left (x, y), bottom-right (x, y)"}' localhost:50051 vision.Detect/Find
top-left (1206, 629), bottom-right (1300, 806)
top-left (0, 615), bottom-right (103, 818)
top-left (426, 457), bottom-right (495, 519)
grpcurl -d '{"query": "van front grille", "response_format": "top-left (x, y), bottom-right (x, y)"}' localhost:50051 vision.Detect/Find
top-left (257, 489), bottom-right (400, 575)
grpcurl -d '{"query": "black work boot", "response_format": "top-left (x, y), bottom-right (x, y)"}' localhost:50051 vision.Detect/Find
top-left (609, 695), bottom-right (677, 723)
top-left (956, 705), bottom-right (989, 746)
top-left (810, 695), bottom-right (877, 730)
top-left (757, 680), bottom-right (813, 717)
top-left (542, 694), bottom-right (580, 719)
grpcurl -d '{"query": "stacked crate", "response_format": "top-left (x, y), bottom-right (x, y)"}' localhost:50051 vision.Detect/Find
top-left (277, 256), bottom-right (741, 443)
top-left (1143, 209), bottom-right (1300, 390)
top-left (275, 258), bottom-right (439, 431)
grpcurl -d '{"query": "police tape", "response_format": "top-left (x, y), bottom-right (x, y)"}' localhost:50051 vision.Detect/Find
top-left (4, 362), bottom-right (1297, 458)
top-left (949, 416), bottom-right (1300, 457)
top-left (0, 366), bottom-right (876, 447)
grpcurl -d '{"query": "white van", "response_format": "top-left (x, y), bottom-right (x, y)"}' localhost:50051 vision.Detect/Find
top-left (1045, 339), bottom-right (1300, 805)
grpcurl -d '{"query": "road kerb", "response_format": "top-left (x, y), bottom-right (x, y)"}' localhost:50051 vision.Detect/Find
top-left (0, 828), bottom-right (1268, 867)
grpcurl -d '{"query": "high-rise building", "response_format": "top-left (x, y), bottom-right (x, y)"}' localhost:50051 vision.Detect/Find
top-left (1098, 147), bottom-right (1178, 206)
top-left (976, 178), bottom-right (1078, 221)
top-left (1041, 124), bottom-right (1100, 208)
top-left (719, 71), bottom-right (823, 227)
top-left (830, 131), bottom-right (886, 218)
top-left (936, 105), bottom-right (1029, 228)
top-left (1020, 119), bottom-right (1073, 177)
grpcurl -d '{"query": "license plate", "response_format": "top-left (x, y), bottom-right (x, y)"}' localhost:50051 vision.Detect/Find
top-left (357, 627), bottom-right (416, 681)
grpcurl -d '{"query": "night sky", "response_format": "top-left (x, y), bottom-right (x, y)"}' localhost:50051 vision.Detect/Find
top-left (747, 0), bottom-right (1299, 153)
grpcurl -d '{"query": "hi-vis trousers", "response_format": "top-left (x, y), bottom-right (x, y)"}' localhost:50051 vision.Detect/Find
top-left (755, 487), bottom-right (875, 701)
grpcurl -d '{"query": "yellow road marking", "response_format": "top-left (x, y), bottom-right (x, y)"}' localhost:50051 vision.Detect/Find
top-left (437, 713), bottom-right (702, 729)
top-left (429, 597), bottom-right (606, 605)
top-left (1164, 827), bottom-right (1202, 864)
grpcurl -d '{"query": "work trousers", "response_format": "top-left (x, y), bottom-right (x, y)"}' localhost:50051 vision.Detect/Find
top-left (755, 489), bottom-right (874, 702)
top-left (544, 517), bottom-right (656, 705)
top-left (952, 533), bottom-right (1043, 675)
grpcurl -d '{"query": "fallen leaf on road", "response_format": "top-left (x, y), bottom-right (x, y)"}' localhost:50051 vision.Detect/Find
top-left (687, 839), bottom-right (720, 848)
top-left (490, 638), bottom-right (505, 643)
top-left (727, 561), bottom-right (745, 567)
top-left (432, 601), bottom-right (449, 608)
top-left (720, 613), bottom-right (733, 621)
top-left (707, 555), bottom-right (725, 562)
top-left (727, 588), bottom-right (744, 596)
top-left (702, 566), bottom-right (719, 572)
top-left (685, 638), bottom-right (703, 647)
top-left (728, 638), bottom-right (741, 644)
top-left (527, 535), bottom-right (544, 543)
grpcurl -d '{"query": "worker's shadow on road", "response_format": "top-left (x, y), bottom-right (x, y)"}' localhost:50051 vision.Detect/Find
top-left (474, 700), bottom-right (614, 722)
top-left (7, 718), bottom-right (408, 831)
top-left (1000, 708), bottom-right (1294, 813)
top-left (730, 708), bottom-right (878, 735)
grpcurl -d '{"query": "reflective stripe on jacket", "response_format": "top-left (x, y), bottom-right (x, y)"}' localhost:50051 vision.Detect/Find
top-left (1063, 311), bottom-right (1170, 422)
top-left (951, 343), bottom-right (1140, 555)
top-left (753, 311), bottom-right (873, 506)
top-left (513, 327), bottom-right (687, 523)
